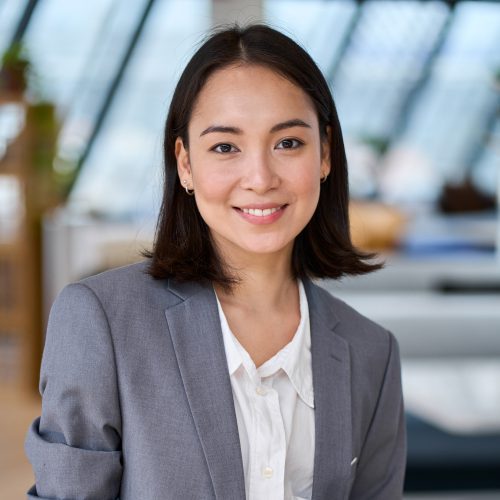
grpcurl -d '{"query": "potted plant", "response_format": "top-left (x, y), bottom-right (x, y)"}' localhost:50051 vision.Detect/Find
top-left (0, 42), bottom-right (31, 95)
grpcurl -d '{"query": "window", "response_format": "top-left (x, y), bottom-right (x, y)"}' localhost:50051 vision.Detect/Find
top-left (0, 0), bottom-right (29, 54)
top-left (394, 1), bottom-right (500, 192)
top-left (68, 0), bottom-right (210, 217)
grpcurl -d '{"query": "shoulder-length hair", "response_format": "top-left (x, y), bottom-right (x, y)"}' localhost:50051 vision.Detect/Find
top-left (146, 23), bottom-right (381, 289)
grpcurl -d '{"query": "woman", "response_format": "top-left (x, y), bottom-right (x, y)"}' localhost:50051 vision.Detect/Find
top-left (26, 24), bottom-right (406, 500)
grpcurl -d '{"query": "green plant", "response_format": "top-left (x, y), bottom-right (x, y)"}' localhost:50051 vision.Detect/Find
top-left (0, 42), bottom-right (32, 93)
top-left (358, 134), bottom-right (391, 156)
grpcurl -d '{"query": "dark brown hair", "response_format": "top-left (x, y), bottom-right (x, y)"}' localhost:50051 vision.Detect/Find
top-left (146, 23), bottom-right (381, 288)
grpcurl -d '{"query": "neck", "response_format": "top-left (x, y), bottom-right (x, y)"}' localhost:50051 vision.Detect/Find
top-left (214, 246), bottom-right (297, 314)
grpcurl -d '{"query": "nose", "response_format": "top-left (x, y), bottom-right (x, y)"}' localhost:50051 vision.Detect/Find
top-left (240, 150), bottom-right (279, 194)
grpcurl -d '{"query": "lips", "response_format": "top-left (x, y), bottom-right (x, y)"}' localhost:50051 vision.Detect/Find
top-left (233, 204), bottom-right (288, 224)
top-left (240, 206), bottom-right (282, 217)
top-left (235, 203), bottom-right (287, 211)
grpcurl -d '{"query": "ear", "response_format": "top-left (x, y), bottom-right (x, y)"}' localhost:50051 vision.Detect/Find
top-left (175, 136), bottom-right (192, 182)
top-left (320, 126), bottom-right (332, 178)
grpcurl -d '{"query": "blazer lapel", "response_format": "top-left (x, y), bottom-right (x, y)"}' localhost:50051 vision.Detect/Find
top-left (164, 278), bottom-right (352, 500)
top-left (164, 280), bottom-right (246, 500)
top-left (304, 280), bottom-right (353, 500)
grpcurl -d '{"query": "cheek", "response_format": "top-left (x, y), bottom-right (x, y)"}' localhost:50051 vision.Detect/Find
top-left (191, 165), bottom-right (237, 222)
top-left (196, 172), bottom-right (225, 200)
top-left (190, 154), bottom-right (230, 199)
top-left (301, 183), bottom-right (321, 218)
top-left (290, 163), bottom-right (322, 201)
top-left (288, 164), bottom-right (322, 223)
top-left (299, 170), bottom-right (321, 192)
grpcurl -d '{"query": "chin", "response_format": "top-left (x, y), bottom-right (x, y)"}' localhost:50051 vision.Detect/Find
top-left (211, 229), bottom-right (296, 258)
top-left (239, 237), bottom-right (293, 256)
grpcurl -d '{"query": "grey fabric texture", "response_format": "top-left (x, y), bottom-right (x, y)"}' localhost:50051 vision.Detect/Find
top-left (25, 261), bottom-right (406, 499)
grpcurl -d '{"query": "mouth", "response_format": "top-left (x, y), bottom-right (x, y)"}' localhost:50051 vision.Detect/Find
top-left (233, 204), bottom-right (288, 223)
top-left (236, 205), bottom-right (287, 217)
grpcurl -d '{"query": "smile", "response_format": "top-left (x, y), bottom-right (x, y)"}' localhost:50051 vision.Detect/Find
top-left (234, 204), bottom-right (288, 225)
top-left (240, 206), bottom-right (282, 217)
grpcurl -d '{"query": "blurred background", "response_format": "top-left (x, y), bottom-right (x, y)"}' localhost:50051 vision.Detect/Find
top-left (0, 0), bottom-right (498, 498)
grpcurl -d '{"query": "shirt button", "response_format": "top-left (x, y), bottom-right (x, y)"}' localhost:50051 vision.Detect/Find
top-left (255, 385), bottom-right (267, 396)
top-left (262, 466), bottom-right (273, 478)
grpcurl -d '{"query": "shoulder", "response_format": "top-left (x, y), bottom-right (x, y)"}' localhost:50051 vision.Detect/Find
top-left (305, 279), bottom-right (397, 369)
top-left (81, 259), bottom-right (160, 292)
top-left (307, 280), bottom-right (403, 434)
top-left (307, 279), bottom-right (391, 342)
top-left (54, 261), bottom-right (183, 318)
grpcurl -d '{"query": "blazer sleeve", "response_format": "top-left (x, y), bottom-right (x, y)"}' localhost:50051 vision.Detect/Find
top-left (25, 283), bottom-right (123, 500)
top-left (349, 332), bottom-right (407, 500)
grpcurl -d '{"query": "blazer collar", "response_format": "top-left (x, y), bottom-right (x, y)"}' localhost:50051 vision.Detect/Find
top-left (165, 278), bottom-right (352, 500)
top-left (303, 279), bottom-right (353, 500)
top-left (165, 278), bottom-right (246, 499)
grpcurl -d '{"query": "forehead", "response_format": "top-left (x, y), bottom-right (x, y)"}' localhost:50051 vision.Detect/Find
top-left (189, 64), bottom-right (318, 130)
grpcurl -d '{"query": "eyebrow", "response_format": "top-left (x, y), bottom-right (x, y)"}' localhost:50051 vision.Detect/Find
top-left (199, 119), bottom-right (312, 137)
top-left (270, 119), bottom-right (312, 133)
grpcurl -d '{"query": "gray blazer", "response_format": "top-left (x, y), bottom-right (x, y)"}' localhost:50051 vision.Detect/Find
top-left (25, 261), bottom-right (406, 499)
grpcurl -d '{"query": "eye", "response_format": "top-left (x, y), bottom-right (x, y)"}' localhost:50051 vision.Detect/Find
top-left (211, 143), bottom-right (238, 154)
top-left (276, 138), bottom-right (303, 150)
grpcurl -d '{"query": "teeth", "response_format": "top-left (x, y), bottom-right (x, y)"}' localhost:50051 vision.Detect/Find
top-left (241, 206), bottom-right (281, 216)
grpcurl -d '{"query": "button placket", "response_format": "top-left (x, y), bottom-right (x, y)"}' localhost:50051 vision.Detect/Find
top-left (256, 385), bottom-right (267, 396)
top-left (262, 466), bottom-right (274, 479)
top-left (251, 380), bottom-right (276, 496)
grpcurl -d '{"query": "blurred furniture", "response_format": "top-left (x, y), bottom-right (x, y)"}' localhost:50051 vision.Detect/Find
top-left (0, 94), bottom-right (38, 392)
top-left (0, 384), bottom-right (40, 499)
top-left (0, 93), bottom-right (57, 393)
top-left (42, 209), bottom-right (153, 318)
top-left (405, 413), bottom-right (500, 492)
top-left (349, 200), bottom-right (407, 251)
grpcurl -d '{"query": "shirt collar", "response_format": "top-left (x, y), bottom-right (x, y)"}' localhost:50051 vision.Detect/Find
top-left (215, 280), bottom-right (314, 409)
top-left (216, 294), bottom-right (243, 377)
top-left (280, 279), bottom-right (314, 408)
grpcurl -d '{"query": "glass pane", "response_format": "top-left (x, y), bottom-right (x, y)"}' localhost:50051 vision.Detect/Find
top-left (0, 0), bottom-right (29, 54)
top-left (332, 0), bottom-right (449, 141)
top-left (21, 0), bottom-right (150, 172)
top-left (395, 1), bottom-right (500, 186)
top-left (0, 102), bottom-right (25, 159)
top-left (264, 0), bottom-right (356, 75)
top-left (471, 116), bottom-right (500, 197)
top-left (69, 0), bottom-right (211, 217)
top-left (23, 0), bottom-right (118, 108)
top-left (55, 0), bottom-right (152, 165)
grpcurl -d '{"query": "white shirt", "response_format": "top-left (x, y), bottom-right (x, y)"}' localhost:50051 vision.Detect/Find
top-left (215, 280), bottom-right (315, 500)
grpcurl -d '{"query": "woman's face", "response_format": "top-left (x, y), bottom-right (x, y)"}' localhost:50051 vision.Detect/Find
top-left (175, 64), bottom-right (330, 263)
